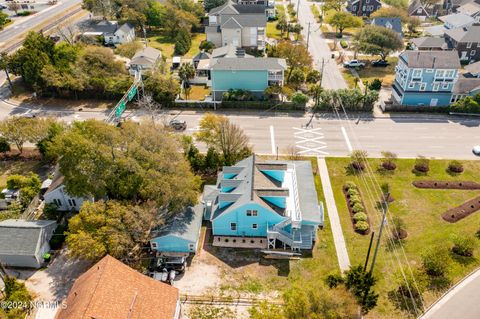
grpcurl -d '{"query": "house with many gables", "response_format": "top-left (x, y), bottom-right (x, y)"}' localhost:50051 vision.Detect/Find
top-left (206, 0), bottom-right (268, 50)
top-left (202, 155), bottom-right (324, 251)
top-left (392, 50), bottom-right (461, 106)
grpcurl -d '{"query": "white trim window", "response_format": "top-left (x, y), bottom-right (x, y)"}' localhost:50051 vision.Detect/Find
top-left (252, 223), bottom-right (258, 229)
top-left (442, 82), bottom-right (449, 89)
top-left (445, 70), bottom-right (455, 78)
top-left (467, 42), bottom-right (473, 48)
top-left (432, 83), bottom-right (439, 91)
top-left (408, 82), bottom-right (415, 89)
top-left (412, 69), bottom-right (422, 78)
top-left (151, 242), bottom-right (158, 249)
top-left (471, 50), bottom-right (476, 56)
top-left (420, 83), bottom-right (426, 91)
top-left (435, 70), bottom-right (445, 78)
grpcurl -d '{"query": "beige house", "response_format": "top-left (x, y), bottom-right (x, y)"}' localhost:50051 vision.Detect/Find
top-left (206, 1), bottom-right (267, 50)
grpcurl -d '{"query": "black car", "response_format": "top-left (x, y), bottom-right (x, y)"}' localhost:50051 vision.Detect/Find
top-left (372, 60), bottom-right (389, 67)
top-left (169, 119), bottom-right (187, 131)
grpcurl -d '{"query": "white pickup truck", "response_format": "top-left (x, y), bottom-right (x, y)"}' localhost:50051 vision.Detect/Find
top-left (343, 60), bottom-right (366, 68)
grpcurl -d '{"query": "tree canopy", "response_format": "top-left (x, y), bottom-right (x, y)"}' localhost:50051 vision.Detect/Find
top-left (327, 11), bottom-right (363, 37)
top-left (48, 120), bottom-right (199, 210)
top-left (0, 116), bottom-right (53, 153)
top-left (272, 41), bottom-right (312, 81)
top-left (353, 25), bottom-right (404, 60)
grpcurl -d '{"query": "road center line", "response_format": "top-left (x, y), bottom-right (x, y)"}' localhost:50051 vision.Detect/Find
top-left (341, 126), bottom-right (353, 152)
top-left (270, 125), bottom-right (276, 155)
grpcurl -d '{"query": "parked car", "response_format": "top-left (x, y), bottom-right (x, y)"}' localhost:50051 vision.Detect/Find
top-left (473, 145), bottom-right (480, 156)
top-left (169, 119), bottom-right (187, 131)
top-left (372, 59), bottom-right (389, 67)
top-left (156, 256), bottom-right (187, 274)
top-left (343, 60), bottom-right (365, 68)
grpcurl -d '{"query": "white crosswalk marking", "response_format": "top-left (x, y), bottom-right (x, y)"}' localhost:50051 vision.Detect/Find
top-left (293, 127), bottom-right (329, 156)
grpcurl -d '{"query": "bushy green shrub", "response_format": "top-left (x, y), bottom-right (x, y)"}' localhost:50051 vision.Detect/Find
top-left (352, 203), bottom-right (364, 213)
top-left (17, 11), bottom-right (32, 16)
top-left (325, 273), bottom-right (344, 288)
top-left (347, 188), bottom-right (359, 197)
top-left (368, 78), bottom-right (382, 91)
top-left (414, 156), bottom-right (430, 173)
top-left (452, 235), bottom-right (475, 257)
top-left (349, 195), bottom-right (362, 206)
top-left (355, 221), bottom-right (369, 232)
top-left (448, 160), bottom-right (464, 173)
top-left (174, 28), bottom-right (192, 56)
top-left (345, 181), bottom-right (357, 190)
top-left (0, 136), bottom-right (10, 154)
top-left (421, 248), bottom-right (449, 277)
top-left (49, 224), bottom-right (67, 250)
top-left (340, 40), bottom-right (348, 48)
top-left (353, 212), bottom-right (367, 222)
top-left (291, 92), bottom-right (309, 105)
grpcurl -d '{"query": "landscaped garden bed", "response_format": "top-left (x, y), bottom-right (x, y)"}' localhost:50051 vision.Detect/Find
top-left (413, 180), bottom-right (480, 190)
top-left (442, 195), bottom-right (480, 223)
top-left (343, 181), bottom-right (370, 235)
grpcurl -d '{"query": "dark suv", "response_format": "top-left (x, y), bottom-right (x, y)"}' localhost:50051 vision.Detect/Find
top-left (169, 119), bottom-right (187, 131)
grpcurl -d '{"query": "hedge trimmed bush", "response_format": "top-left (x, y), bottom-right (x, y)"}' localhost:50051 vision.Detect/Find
top-left (355, 221), bottom-right (369, 232)
top-left (414, 156), bottom-right (430, 173)
top-left (352, 203), bottom-right (364, 213)
top-left (452, 235), bottom-right (475, 257)
top-left (349, 195), bottom-right (362, 206)
top-left (345, 181), bottom-right (357, 190)
top-left (347, 188), bottom-right (359, 197)
top-left (340, 40), bottom-right (348, 48)
top-left (448, 160), bottom-right (464, 173)
top-left (353, 212), bottom-right (367, 222)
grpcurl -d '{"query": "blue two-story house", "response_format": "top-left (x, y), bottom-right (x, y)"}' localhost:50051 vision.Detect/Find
top-left (392, 51), bottom-right (461, 106)
top-left (202, 155), bottom-right (324, 251)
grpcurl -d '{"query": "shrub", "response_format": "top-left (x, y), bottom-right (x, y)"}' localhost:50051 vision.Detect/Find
top-left (476, 229), bottom-right (480, 239)
top-left (340, 40), bottom-right (348, 48)
top-left (381, 151), bottom-right (397, 170)
top-left (345, 181), bottom-right (357, 190)
top-left (353, 212), bottom-right (367, 222)
top-left (368, 78), bottom-right (382, 91)
top-left (352, 203), bottom-right (364, 213)
top-left (347, 188), bottom-right (359, 197)
top-left (17, 11), bottom-right (32, 16)
top-left (114, 41), bottom-right (143, 59)
top-left (199, 40), bottom-right (215, 52)
top-left (291, 92), bottom-right (309, 105)
top-left (391, 216), bottom-right (407, 240)
top-left (349, 195), bottom-right (362, 206)
top-left (43, 203), bottom-right (62, 221)
top-left (49, 224), bottom-right (67, 250)
top-left (355, 221), bottom-right (369, 232)
top-left (325, 273), bottom-right (344, 288)
top-left (350, 150), bottom-right (368, 171)
top-left (421, 248), bottom-right (449, 277)
top-left (414, 156), bottom-right (430, 173)
top-left (0, 136), bottom-right (10, 153)
top-left (306, 70), bottom-right (321, 83)
top-left (452, 235), bottom-right (475, 257)
top-left (448, 160), bottom-right (464, 173)
top-left (174, 28), bottom-right (192, 56)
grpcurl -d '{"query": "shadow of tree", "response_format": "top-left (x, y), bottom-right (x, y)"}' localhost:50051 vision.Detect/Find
top-left (411, 169), bottom-right (428, 177)
top-left (427, 275), bottom-right (452, 292)
top-left (450, 251), bottom-right (477, 266)
top-left (387, 289), bottom-right (423, 317)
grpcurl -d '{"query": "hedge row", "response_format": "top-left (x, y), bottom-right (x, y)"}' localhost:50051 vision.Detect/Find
top-left (344, 181), bottom-right (370, 234)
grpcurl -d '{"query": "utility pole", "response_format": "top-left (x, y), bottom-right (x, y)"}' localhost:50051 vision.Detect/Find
top-left (369, 192), bottom-right (390, 274)
top-left (296, 0), bottom-right (300, 19)
top-left (306, 22), bottom-right (311, 50)
top-left (319, 58), bottom-right (325, 87)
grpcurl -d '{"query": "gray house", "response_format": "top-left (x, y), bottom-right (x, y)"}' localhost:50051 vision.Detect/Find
top-left (445, 26), bottom-right (480, 62)
top-left (0, 219), bottom-right (57, 268)
top-left (410, 37), bottom-right (448, 51)
top-left (129, 47), bottom-right (162, 75)
top-left (82, 20), bottom-right (135, 46)
top-left (371, 17), bottom-right (403, 37)
top-left (347, 0), bottom-right (381, 17)
top-left (206, 1), bottom-right (267, 49)
top-left (149, 205), bottom-right (203, 257)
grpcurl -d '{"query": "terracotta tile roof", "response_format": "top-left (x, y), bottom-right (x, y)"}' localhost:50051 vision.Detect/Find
top-left (55, 255), bottom-right (179, 319)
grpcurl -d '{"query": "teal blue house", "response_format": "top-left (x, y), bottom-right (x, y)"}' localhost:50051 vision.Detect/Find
top-left (392, 51), bottom-right (461, 107)
top-left (209, 54), bottom-right (287, 101)
top-left (202, 155), bottom-right (324, 250)
top-left (150, 205), bottom-right (203, 256)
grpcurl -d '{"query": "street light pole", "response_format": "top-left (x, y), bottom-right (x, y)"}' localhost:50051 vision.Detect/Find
top-left (306, 22), bottom-right (311, 50)
top-left (369, 192), bottom-right (390, 274)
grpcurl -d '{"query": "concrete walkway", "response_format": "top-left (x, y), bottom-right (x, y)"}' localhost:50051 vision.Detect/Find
top-left (420, 268), bottom-right (480, 319)
top-left (317, 157), bottom-right (351, 272)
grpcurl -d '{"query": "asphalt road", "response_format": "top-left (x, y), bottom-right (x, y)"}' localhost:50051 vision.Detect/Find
top-left (0, 0), bottom-right (82, 45)
top-left (297, 1), bottom-right (348, 90)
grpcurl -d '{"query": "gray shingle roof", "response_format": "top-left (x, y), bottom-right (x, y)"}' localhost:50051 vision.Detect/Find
top-left (131, 47), bottom-right (161, 65)
top-left (400, 51), bottom-right (460, 69)
top-left (209, 0), bottom-right (266, 14)
top-left (151, 205), bottom-right (203, 243)
top-left (210, 57), bottom-right (287, 70)
top-left (458, 1), bottom-right (480, 15)
top-left (453, 76), bottom-right (480, 93)
top-left (221, 14), bottom-right (266, 27)
top-left (211, 44), bottom-right (253, 58)
top-left (445, 26), bottom-right (480, 43)
top-left (116, 23), bottom-right (134, 35)
top-left (411, 37), bottom-right (448, 49)
top-left (205, 155), bottom-right (321, 224)
top-left (371, 17), bottom-right (402, 35)
top-left (439, 13), bottom-right (475, 27)
top-left (0, 219), bottom-right (57, 256)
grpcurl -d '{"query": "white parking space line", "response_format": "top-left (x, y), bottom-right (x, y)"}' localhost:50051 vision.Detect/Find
top-left (341, 126), bottom-right (353, 152)
top-left (270, 125), bottom-right (276, 155)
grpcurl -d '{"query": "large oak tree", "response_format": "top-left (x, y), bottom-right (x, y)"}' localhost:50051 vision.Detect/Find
top-left (353, 25), bottom-right (404, 61)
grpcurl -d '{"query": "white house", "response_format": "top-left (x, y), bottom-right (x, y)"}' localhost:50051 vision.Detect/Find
top-left (129, 46), bottom-right (162, 75)
top-left (82, 21), bottom-right (135, 46)
top-left (43, 175), bottom-right (87, 211)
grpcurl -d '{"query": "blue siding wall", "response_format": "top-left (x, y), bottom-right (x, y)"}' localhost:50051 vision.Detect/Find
top-left (223, 173), bottom-right (237, 179)
top-left (261, 170), bottom-right (285, 182)
top-left (261, 196), bottom-right (286, 208)
top-left (213, 202), bottom-right (284, 237)
top-left (401, 92), bottom-right (452, 106)
top-left (151, 235), bottom-right (195, 253)
top-left (221, 186), bottom-right (235, 192)
top-left (212, 70), bottom-right (268, 91)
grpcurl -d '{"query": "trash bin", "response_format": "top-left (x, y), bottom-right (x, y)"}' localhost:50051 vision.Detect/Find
top-left (331, 53), bottom-right (335, 59)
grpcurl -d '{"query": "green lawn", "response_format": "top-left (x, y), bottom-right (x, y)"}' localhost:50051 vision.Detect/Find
top-left (342, 56), bottom-right (398, 88)
top-left (181, 85), bottom-right (211, 101)
top-left (267, 21), bottom-right (283, 40)
top-left (326, 157), bottom-right (480, 318)
top-left (146, 31), bottom-right (205, 58)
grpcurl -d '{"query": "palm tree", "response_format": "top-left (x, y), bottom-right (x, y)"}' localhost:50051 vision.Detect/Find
top-left (178, 63), bottom-right (195, 88)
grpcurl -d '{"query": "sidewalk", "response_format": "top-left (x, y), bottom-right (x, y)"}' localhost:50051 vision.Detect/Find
top-left (317, 156), bottom-right (351, 273)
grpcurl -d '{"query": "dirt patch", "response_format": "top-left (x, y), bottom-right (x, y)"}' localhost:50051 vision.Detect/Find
top-left (413, 180), bottom-right (480, 190)
top-left (442, 195), bottom-right (480, 223)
